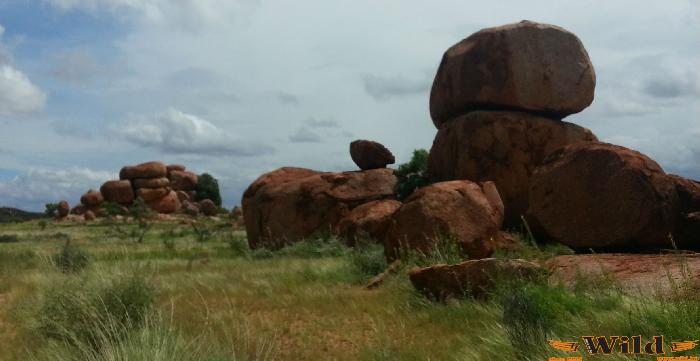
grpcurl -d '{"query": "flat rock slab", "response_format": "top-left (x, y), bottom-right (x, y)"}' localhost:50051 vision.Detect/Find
top-left (547, 253), bottom-right (700, 293)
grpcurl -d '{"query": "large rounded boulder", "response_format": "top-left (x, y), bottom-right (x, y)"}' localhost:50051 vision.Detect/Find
top-left (242, 167), bottom-right (397, 249)
top-left (428, 110), bottom-right (597, 226)
top-left (528, 142), bottom-right (679, 250)
top-left (80, 190), bottom-right (103, 207)
top-left (337, 199), bottom-right (402, 246)
top-left (145, 190), bottom-right (181, 214)
top-left (349, 140), bottom-right (395, 170)
top-left (429, 20), bottom-right (596, 127)
top-left (119, 161), bottom-right (167, 180)
top-left (100, 180), bottom-right (135, 205)
top-left (384, 180), bottom-right (504, 261)
top-left (169, 170), bottom-right (198, 191)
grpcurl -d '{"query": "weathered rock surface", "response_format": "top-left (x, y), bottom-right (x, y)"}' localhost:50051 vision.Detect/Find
top-left (349, 140), bottom-right (396, 170)
top-left (80, 190), bottom-right (103, 207)
top-left (528, 142), bottom-right (678, 249)
top-left (136, 187), bottom-right (170, 202)
top-left (145, 190), bottom-right (181, 214)
top-left (337, 200), bottom-right (402, 246)
top-left (176, 190), bottom-right (191, 203)
top-left (242, 167), bottom-right (397, 249)
top-left (199, 199), bottom-right (218, 216)
top-left (182, 200), bottom-right (200, 216)
top-left (166, 164), bottom-right (186, 175)
top-left (429, 20), bottom-right (596, 127)
top-left (169, 170), bottom-right (198, 191)
top-left (428, 111), bottom-right (597, 226)
top-left (70, 204), bottom-right (86, 216)
top-left (100, 180), bottom-right (135, 205)
top-left (57, 201), bottom-right (70, 218)
top-left (119, 161), bottom-right (167, 180)
top-left (133, 177), bottom-right (170, 189)
top-left (384, 180), bottom-right (504, 261)
top-left (410, 258), bottom-right (543, 300)
top-left (548, 254), bottom-right (700, 293)
top-left (84, 210), bottom-right (96, 221)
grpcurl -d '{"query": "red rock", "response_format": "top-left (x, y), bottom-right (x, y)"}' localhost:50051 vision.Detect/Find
top-left (243, 167), bottom-right (397, 249)
top-left (428, 110), bottom-right (597, 226)
top-left (349, 140), bottom-right (395, 170)
top-left (384, 180), bottom-right (504, 261)
top-left (100, 180), bottom-right (135, 205)
top-left (409, 258), bottom-right (542, 300)
top-left (337, 200), bottom-right (401, 246)
top-left (528, 142), bottom-right (679, 249)
top-left (136, 187), bottom-right (170, 202)
top-left (80, 190), bottom-right (104, 207)
top-left (182, 200), bottom-right (200, 216)
top-left (119, 161), bottom-right (167, 180)
top-left (429, 20), bottom-right (596, 127)
top-left (70, 204), bottom-right (86, 216)
top-left (145, 191), bottom-right (181, 213)
top-left (167, 164), bottom-right (186, 173)
top-left (176, 190), bottom-right (191, 202)
top-left (57, 201), bottom-right (70, 218)
top-left (133, 177), bottom-right (170, 189)
top-left (169, 170), bottom-right (198, 191)
top-left (199, 199), bottom-right (218, 216)
top-left (84, 210), bottom-right (96, 221)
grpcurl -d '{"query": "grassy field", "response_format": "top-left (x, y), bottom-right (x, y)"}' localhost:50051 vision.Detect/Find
top-left (1, 218), bottom-right (700, 361)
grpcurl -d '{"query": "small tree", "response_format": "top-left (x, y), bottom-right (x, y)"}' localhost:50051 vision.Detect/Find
top-left (45, 203), bottom-right (59, 218)
top-left (394, 149), bottom-right (431, 200)
top-left (195, 173), bottom-right (222, 206)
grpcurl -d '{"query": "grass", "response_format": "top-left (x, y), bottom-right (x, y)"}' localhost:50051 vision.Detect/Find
top-left (0, 219), bottom-right (699, 360)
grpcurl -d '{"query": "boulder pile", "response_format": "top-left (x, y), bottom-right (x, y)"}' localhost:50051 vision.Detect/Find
top-left (427, 20), bottom-right (598, 227)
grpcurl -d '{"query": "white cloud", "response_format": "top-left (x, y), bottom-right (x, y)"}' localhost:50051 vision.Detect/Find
top-left (362, 74), bottom-right (431, 101)
top-left (113, 108), bottom-right (274, 156)
top-left (0, 167), bottom-right (114, 210)
top-left (288, 126), bottom-right (322, 143)
top-left (0, 65), bottom-right (47, 117)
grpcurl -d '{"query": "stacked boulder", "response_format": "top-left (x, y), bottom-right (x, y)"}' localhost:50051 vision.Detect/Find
top-left (114, 161), bottom-right (181, 214)
top-left (427, 20), bottom-right (598, 227)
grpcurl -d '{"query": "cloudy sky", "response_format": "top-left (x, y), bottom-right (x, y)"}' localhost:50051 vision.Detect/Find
top-left (0, 0), bottom-right (698, 210)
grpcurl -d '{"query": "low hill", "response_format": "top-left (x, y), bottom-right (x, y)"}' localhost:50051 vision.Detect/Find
top-left (0, 207), bottom-right (45, 223)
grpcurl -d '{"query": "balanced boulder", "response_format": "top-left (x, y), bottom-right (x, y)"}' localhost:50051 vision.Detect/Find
top-left (409, 258), bottom-right (542, 300)
top-left (100, 180), bottom-right (135, 205)
top-left (428, 111), bottom-right (597, 226)
top-left (349, 140), bottom-right (396, 170)
top-left (337, 199), bottom-right (401, 246)
top-left (242, 167), bottom-right (397, 249)
top-left (429, 20), bottom-right (595, 127)
top-left (384, 180), bottom-right (504, 261)
top-left (528, 142), bottom-right (678, 249)
top-left (119, 161), bottom-right (167, 180)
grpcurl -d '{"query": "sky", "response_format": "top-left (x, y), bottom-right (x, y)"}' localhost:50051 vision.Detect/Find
top-left (0, 0), bottom-right (698, 211)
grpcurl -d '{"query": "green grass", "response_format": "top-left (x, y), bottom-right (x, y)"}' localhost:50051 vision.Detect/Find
top-left (1, 219), bottom-right (699, 360)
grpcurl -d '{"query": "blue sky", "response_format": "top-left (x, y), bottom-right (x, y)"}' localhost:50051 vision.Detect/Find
top-left (0, 0), bottom-right (698, 211)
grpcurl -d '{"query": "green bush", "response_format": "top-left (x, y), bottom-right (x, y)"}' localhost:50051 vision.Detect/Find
top-left (348, 240), bottom-right (387, 281)
top-left (195, 173), bottom-right (222, 206)
top-left (45, 203), bottom-right (59, 217)
top-left (37, 273), bottom-right (155, 349)
top-left (225, 231), bottom-right (250, 257)
top-left (278, 232), bottom-right (348, 258)
top-left (394, 149), bottom-right (431, 200)
top-left (52, 240), bottom-right (89, 273)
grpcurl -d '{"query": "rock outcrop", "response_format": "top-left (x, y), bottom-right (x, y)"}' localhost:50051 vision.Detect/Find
top-left (242, 167), bottom-right (397, 249)
top-left (383, 180), bottom-right (504, 261)
top-left (349, 140), bottom-right (396, 170)
top-left (528, 142), bottom-right (679, 249)
top-left (409, 258), bottom-right (543, 300)
top-left (429, 20), bottom-right (595, 127)
top-left (428, 111), bottom-right (597, 226)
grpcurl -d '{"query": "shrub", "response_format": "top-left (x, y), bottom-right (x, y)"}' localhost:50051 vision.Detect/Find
top-left (37, 273), bottom-right (155, 349)
top-left (52, 239), bottom-right (89, 273)
top-left (45, 203), bottom-right (59, 217)
top-left (394, 149), bottom-right (431, 200)
top-left (225, 231), bottom-right (250, 257)
top-left (195, 173), bottom-right (222, 206)
top-left (38, 219), bottom-right (48, 230)
top-left (0, 233), bottom-right (19, 243)
top-left (348, 239), bottom-right (387, 281)
top-left (278, 232), bottom-right (348, 258)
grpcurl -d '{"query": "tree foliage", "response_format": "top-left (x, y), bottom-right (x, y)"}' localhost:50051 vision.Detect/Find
top-left (195, 173), bottom-right (222, 206)
top-left (394, 149), bottom-right (431, 200)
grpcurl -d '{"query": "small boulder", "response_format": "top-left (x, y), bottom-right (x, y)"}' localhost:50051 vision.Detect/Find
top-left (119, 161), bottom-right (167, 180)
top-left (429, 20), bottom-right (596, 127)
top-left (337, 200), bottom-right (401, 246)
top-left (136, 187), bottom-right (170, 202)
top-left (428, 110), bottom-right (597, 226)
top-left (169, 170), bottom-right (198, 191)
top-left (384, 180), bottom-right (504, 261)
top-left (349, 140), bottom-right (396, 170)
top-left (199, 199), bottom-right (218, 216)
top-left (528, 142), bottom-right (678, 250)
top-left (133, 177), bottom-right (170, 189)
top-left (145, 191), bottom-right (181, 214)
top-left (409, 258), bottom-right (543, 301)
top-left (232, 206), bottom-right (243, 219)
top-left (176, 190), bottom-right (191, 203)
top-left (57, 201), bottom-right (70, 218)
top-left (84, 210), bottom-right (96, 221)
top-left (182, 200), bottom-right (201, 216)
top-left (100, 180), bottom-right (135, 205)
top-left (80, 190), bottom-right (104, 207)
